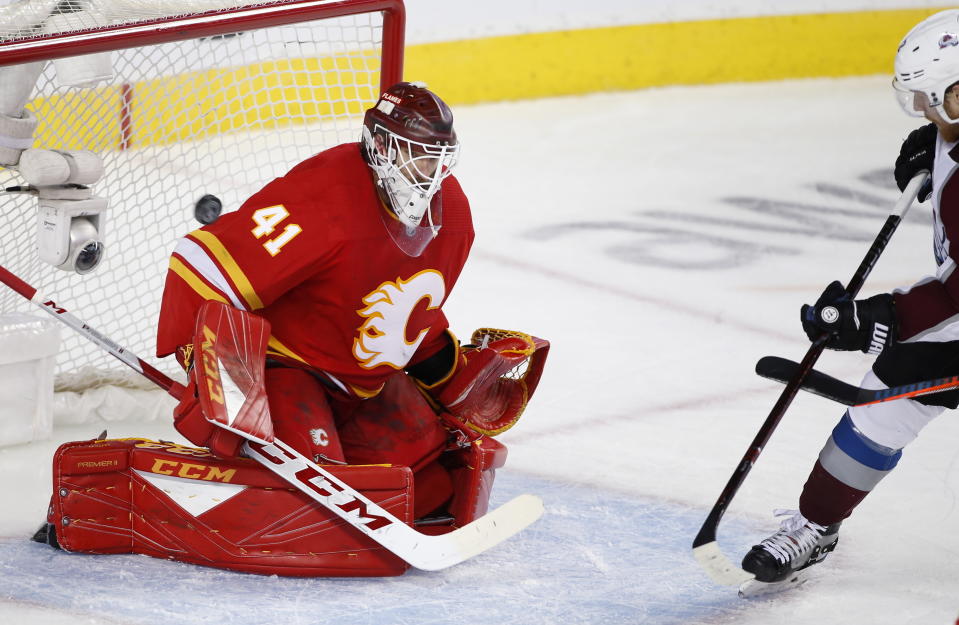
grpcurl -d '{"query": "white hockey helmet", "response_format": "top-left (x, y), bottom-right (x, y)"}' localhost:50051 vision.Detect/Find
top-left (893, 9), bottom-right (959, 122)
top-left (361, 81), bottom-right (459, 257)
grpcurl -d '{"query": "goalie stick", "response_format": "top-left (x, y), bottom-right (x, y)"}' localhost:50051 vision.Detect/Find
top-left (755, 355), bottom-right (959, 407)
top-left (691, 171), bottom-right (929, 586)
top-left (0, 264), bottom-right (544, 572)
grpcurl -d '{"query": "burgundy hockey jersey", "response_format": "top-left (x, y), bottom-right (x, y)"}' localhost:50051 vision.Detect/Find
top-left (893, 135), bottom-right (959, 342)
top-left (157, 142), bottom-right (474, 397)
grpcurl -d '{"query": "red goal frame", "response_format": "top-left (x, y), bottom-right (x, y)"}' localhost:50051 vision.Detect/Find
top-left (0, 0), bottom-right (406, 92)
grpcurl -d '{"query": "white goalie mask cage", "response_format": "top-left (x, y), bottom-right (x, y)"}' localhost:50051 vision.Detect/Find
top-left (361, 82), bottom-right (459, 257)
top-left (893, 9), bottom-right (959, 122)
top-left (362, 123), bottom-right (459, 256)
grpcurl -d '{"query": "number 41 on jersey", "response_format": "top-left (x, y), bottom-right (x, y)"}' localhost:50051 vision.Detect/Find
top-left (252, 205), bottom-right (302, 256)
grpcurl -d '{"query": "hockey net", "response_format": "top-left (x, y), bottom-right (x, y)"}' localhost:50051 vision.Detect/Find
top-left (0, 0), bottom-right (404, 423)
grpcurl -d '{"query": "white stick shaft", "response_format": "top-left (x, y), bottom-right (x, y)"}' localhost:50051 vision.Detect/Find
top-left (243, 438), bottom-right (544, 571)
top-left (31, 292), bottom-right (144, 373)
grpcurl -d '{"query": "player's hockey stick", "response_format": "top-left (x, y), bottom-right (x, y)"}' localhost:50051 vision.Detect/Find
top-left (0, 263), bottom-right (544, 571)
top-left (691, 171), bottom-right (929, 586)
top-left (756, 355), bottom-right (959, 407)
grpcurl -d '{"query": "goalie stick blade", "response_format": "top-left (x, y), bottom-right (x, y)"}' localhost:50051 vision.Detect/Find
top-left (415, 493), bottom-right (544, 571)
top-left (242, 439), bottom-right (544, 571)
top-left (692, 541), bottom-right (755, 586)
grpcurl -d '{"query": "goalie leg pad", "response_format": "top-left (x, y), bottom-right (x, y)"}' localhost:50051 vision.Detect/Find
top-left (47, 438), bottom-right (412, 576)
top-left (266, 366), bottom-right (346, 463)
top-left (443, 437), bottom-right (508, 526)
top-left (337, 373), bottom-right (448, 471)
top-left (337, 374), bottom-right (457, 518)
top-left (412, 459), bottom-right (454, 520)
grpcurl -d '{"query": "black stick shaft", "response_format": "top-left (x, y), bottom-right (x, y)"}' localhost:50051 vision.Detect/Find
top-left (692, 172), bottom-right (927, 550)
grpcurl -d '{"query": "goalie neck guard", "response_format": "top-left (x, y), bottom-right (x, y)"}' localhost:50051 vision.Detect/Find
top-left (361, 82), bottom-right (459, 257)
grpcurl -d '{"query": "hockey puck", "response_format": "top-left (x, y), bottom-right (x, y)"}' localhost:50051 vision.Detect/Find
top-left (194, 194), bottom-right (223, 225)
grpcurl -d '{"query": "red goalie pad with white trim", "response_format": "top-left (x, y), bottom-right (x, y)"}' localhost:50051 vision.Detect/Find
top-left (48, 438), bottom-right (412, 576)
top-left (444, 436), bottom-right (508, 526)
top-left (44, 435), bottom-right (510, 575)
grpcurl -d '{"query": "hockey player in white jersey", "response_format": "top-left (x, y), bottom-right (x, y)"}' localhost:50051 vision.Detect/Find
top-left (742, 9), bottom-right (959, 586)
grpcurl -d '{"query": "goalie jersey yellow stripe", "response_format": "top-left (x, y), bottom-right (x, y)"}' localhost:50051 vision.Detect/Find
top-left (190, 229), bottom-right (265, 311)
top-left (169, 257), bottom-right (229, 306)
top-left (265, 337), bottom-right (383, 398)
top-left (266, 336), bottom-right (308, 364)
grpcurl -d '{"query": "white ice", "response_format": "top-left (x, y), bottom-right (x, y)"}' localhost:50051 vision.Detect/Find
top-left (2, 76), bottom-right (958, 624)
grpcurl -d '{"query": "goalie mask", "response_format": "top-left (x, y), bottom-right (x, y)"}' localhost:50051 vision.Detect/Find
top-left (362, 82), bottom-right (459, 257)
top-left (893, 9), bottom-right (959, 122)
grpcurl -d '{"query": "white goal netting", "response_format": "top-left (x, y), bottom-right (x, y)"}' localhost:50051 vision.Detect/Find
top-left (0, 0), bottom-right (400, 423)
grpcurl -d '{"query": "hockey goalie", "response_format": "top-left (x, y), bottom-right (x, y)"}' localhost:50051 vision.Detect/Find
top-left (31, 82), bottom-right (549, 576)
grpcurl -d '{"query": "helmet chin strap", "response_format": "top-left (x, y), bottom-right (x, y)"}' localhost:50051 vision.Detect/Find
top-left (918, 88), bottom-right (959, 142)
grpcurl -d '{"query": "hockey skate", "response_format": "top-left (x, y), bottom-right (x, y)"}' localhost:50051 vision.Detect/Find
top-left (739, 509), bottom-right (840, 597)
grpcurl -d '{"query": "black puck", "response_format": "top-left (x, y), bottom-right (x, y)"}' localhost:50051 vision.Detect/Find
top-left (194, 194), bottom-right (223, 225)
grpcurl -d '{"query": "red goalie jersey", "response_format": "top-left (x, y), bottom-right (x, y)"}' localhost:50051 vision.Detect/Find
top-left (156, 142), bottom-right (474, 398)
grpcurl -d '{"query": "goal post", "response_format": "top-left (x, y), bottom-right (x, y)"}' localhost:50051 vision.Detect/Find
top-left (0, 0), bottom-right (406, 427)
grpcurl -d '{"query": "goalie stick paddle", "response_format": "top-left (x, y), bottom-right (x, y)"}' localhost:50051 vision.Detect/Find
top-left (690, 171), bottom-right (929, 586)
top-left (0, 264), bottom-right (544, 571)
top-left (755, 355), bottom-right (959, 407)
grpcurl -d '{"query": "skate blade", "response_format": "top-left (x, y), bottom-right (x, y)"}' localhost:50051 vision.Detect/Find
top-left (738, 570), bottom-right (810, 598)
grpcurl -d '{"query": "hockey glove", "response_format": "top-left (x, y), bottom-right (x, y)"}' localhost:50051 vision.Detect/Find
top-left (800, 280), bottom-right (896, 355)
top-left (894, 123), bottom-right (936, 202)
top-left (412, 329), bottom-right (549, 435)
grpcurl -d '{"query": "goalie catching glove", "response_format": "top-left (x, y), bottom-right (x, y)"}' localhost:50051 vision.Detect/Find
top-left (409, 328), bottom-right (549, 435)
top-left (800, 280), bottom-right (897, 355)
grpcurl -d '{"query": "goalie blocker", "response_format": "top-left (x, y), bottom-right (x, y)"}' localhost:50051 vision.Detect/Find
top-left (39, 434), bottom-right (508, 577)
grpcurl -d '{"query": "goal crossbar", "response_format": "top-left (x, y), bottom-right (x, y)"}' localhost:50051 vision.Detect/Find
top-left (0, 0), bottom-right (405, 88)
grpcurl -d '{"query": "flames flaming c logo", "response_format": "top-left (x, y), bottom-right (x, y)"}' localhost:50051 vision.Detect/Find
top-left (352, 270), bottom-right (446, 369)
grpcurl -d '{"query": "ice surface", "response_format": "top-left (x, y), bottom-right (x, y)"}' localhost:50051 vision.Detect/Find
top-left (3, 76), bottom-right (959, 624)
top-left (0, 469), bottom-right (761, 625)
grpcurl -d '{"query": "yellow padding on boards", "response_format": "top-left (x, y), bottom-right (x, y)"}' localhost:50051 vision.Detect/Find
top-left (30, 87), bottom-right (124, 151)
top-left (129, 56), bottom-right (380, 146)
top-left (31, 55), bottom-right (382, 150)
top-left (405, 7), bottom-right (953, 104)
top-left (24, 7), bottom-right (952, 151)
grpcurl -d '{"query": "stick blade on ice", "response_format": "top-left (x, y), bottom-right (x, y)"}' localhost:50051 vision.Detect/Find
top-left (693, 541), bottom-right (755, 586)
top-left (406, 494), bottom-right (545, 571)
